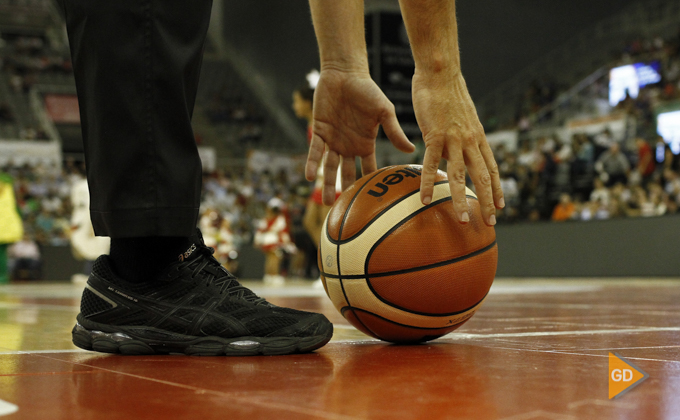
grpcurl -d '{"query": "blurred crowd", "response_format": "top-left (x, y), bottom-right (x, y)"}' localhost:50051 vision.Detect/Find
top-left (198, 166), bottom-right (316, 279)
top-left (2, 160), bottom-right (82, 247)
top-left (483, 28), bottom-right (680, 222)
top-left (3, 128), bottom-right (680, 280)
top-left (0, 159), bottom-right (320, 280)
top-left (493, 134), bottom-right (680, 223)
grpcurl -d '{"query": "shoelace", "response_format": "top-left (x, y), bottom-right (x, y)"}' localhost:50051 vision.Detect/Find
top-left (178, 245), bottom-right (266, 305)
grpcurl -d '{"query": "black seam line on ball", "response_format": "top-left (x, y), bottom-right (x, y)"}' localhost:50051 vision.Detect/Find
top-left (340, 306), bottom-right (381, 338)
top-left (345, 307), bottom-right (476, 330)
top-left (327, 182), bottom-right (475, 246)
top-left (364, 195), bottom-right (450, 277)
top-left (334, 167), bottom-right (390, 244)
top-left (336, 167), bottom-right (391, 315)
top-left (326, 166), bottom-right (389, 246)
top-left (362, 285), bottom-right (490, 318)
top-left (321, 239), bottom-right (497, 281)
top-left (329, 179), bottom-right (449, 245)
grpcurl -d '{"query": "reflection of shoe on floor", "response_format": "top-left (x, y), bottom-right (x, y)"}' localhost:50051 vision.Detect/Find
top-left (263, 274), bottom-right (285, 287)
top-left (72, 232), bottom-right (332, 356)
top-left (71, 273), bottom-right (89, 285)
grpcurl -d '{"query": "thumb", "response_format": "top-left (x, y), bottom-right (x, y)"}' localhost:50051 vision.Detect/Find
top-left (381, 104), bottom-right (415, 154)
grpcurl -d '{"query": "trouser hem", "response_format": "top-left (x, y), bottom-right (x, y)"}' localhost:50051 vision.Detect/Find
top-left (91, 207), bottom-right (199, 238)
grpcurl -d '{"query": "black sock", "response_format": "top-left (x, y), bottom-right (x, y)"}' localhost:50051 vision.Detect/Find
top-left (108, 236), bottom-right (192, 283)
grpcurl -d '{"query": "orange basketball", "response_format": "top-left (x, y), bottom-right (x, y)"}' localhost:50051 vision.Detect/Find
top-left (319, 164), bottom-right (497, 343)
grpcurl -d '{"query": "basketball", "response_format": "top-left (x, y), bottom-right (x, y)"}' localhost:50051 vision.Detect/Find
top-left (319, 164), bottom-right (498, 343)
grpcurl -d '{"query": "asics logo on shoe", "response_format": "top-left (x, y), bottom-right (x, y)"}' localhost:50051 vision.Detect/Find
top-left (179, 244), bottom-right (197, 262)
top-left (106, 286), bottom-right (138, 302)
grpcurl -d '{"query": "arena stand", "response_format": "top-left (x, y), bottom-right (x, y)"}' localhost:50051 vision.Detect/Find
top-left (479, 25), bottom-right (680, 225)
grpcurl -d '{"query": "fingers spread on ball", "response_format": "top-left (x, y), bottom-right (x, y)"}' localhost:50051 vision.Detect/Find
top-left (361, 152), bottom-right (377, 177)
top-left (464, 145), bottom-right (496, 226)
top-left (420, 141), bottom-right (444, 205)
top-left (446, 158), bottom-right (469, 224)
top-left (341, 155), bottom-right (356, 191)
top-left (480, 140), bottom-right (505, 209)
top-left (323, 149), bottom-right (340, 205)
top-left (306, 135), bottom-right (325, 181)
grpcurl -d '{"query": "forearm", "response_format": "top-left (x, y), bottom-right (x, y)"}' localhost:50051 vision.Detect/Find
top-left (398, 0), bottom-right (460, 75)
top-left (308, 0), bottom-right (369, 73)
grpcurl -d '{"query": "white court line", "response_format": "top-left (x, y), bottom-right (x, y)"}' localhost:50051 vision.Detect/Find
top-left (0, 302), bottom-right (78, 311)
top-left (488, 284), bottom-right (602, 294)
top-left (497, 409), bottom-right (577, 420)
top-left (332, 324), bottom-right (357, 330)
top-left (471, 345), bottom-right (680, 365)
top-left (567, 399), bottom-right (636, 410)
top-left (0, 286), bottom-right (83, 299)
top-left (636, 311), bottom-right (680, 316)
top-left (255, 282), bottom-right (605, 297)
top-left (0, 400), bottom-right (18, 417)
top-left (489, 303), bottom-right (594, 309)
top-left (477, 314), bottom-right (672, 322)
top-left (329, 339), bottom-right (382, 344)
top-left (0, 349), bottom-right (87, 355)
top-left (250, 287), bottom-right (326, 298)
top-left (443, 327), bottom-right (680, 339)
top-left (487, 302), bottom-right (680, 310)
top-left (574, 345), bottom-right (680, 351)
top-left (332, 325), bottom-right (680, 338)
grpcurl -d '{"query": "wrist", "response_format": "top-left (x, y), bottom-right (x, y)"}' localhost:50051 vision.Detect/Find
top-left (414, 60), bottom-right (461, 79)
top-left (320, 57), bottom-right (370, 76)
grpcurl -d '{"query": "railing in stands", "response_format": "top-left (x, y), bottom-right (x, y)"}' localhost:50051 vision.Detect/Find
top-left (476, 0), bottom-right (680, 127)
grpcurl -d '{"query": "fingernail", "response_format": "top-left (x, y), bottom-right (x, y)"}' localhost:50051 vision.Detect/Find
top-left (499, 198), bottom-right (505, 208)
top-left (488, 215), bottom-right (496, 225)
top-left (461, 212), bottom-right (470, 223)
top-left (423, 196), bottom-right (431, 205)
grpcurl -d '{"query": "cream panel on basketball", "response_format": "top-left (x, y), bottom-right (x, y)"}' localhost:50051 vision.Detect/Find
top-left (319, 217), bottom-right (339, 276)
top-left (465, 186), bottom-right (477, 199)
top-left (338, 183), bottom-right (455, 276)
top-left (324, 278), bottom-right (349, 313)
top-left (343, 278), bottom-right (484, 328)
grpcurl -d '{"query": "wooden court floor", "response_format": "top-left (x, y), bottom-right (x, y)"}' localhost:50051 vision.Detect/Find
top-left (1, 279), bottom-right (679, 420)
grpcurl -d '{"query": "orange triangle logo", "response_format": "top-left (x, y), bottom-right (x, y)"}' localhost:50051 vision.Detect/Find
top-left (609, 352), bottom-right (649, 399)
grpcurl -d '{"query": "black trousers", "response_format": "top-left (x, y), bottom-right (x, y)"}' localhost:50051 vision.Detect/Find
top-left (60, 0), bottom-right (212, 237)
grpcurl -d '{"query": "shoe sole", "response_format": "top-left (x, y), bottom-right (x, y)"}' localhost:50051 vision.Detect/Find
top-left (72, 317), bottom-right (333, 356)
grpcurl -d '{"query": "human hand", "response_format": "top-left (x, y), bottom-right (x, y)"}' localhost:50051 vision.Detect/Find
top-left (305, 69), bottom-right (415, 205)
top-left (412, 70), bottom-right (504, 226)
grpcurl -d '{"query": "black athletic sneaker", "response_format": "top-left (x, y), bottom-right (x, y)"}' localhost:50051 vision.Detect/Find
top-left (72, 232), bottom-right (333, 356)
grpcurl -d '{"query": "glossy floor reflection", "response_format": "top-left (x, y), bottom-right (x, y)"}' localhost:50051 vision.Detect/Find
top-left (1, 279), bottom-right (679, 419)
